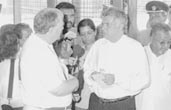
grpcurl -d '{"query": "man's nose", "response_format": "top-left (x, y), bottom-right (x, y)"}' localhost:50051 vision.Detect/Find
top-left (67, 17), bottom-right (73, 22)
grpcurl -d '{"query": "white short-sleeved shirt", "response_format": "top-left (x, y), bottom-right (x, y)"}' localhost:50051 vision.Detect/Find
top-left (20, 34), bottom-right (72, 108)
top-left (84, 35), bottom-right (150, 99)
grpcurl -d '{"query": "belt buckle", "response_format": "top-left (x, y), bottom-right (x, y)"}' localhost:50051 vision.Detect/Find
top-left (99, 98), bottom-right (115, 103)
top-left (100, 96), bottom-right (131, 104)
top-left (116, 96), bottom-right (130, 102)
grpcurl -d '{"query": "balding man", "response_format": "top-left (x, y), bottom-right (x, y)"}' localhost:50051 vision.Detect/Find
top-left (84, 7), bottom-right (150, 110)
top-left (20, 8), bottom-right (79, 110)
top-left (136, 23), bottom-right (171, 110)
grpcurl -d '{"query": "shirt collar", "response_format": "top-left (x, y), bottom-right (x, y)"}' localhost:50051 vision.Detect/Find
top-left (147, 45), bottom-right (165, 59)
top-left (34, 34), bottom-right (53, 47)
top-left (103, 35), bottom-right (125, 45)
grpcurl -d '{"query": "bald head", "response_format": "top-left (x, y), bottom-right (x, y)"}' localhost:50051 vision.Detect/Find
top-left (151, 23), bottom-right (171, 37)
top-left (150, 23), bottom-right (171, 56)
top-left (101, 7), bottom-right (127, 25)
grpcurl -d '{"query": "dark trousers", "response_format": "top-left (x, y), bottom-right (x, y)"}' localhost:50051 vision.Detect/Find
top-left (14, 107), bottom-right (23, 110)
top-left (88, 93), bottom-right (136, 110)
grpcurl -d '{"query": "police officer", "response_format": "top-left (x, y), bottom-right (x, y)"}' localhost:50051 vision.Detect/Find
top-left (146, 1), bottom-right (169, 28)
top-left (137, 1), bottom-right (169, 46)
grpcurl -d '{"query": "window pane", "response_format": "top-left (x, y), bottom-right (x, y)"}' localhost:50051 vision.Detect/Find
top-left (21, 0), bottom-right (47, 29)
top-left (0, 0), bottom-right (14, 27)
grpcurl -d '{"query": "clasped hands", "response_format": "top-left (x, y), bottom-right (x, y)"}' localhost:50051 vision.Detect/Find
top-left (91, 71), bottom-right (115, 86)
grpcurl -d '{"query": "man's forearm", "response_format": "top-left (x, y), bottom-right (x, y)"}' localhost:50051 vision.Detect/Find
top-left (50, 77), bottom-right (79, 96)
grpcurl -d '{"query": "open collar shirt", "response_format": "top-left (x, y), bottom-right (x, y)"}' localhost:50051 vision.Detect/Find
top-left (136, 46), bottom-right (171, 110)
top-left (20, 34), bottom-right (72, 108)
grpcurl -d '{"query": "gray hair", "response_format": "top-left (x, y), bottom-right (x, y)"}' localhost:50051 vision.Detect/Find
top-left (34, 8), bottom-right (63, 34)
top-left (101, 7), bottom-right (127, 25)
top-left (151, 23), bottom-right (171, 36)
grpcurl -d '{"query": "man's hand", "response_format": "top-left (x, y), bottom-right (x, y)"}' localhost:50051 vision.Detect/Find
top-left (68, 57), bottom-right (78, 65)
top-left (64, 30), bottom-right (77, 39)
top-left (102, 74), bottom-right (115, 85)
top-left (90, 71), bottom-right (115, 88)
top-left (91, 71), bottom-right (104, 81)
top-left (60, 40), bottom-right (73, 59)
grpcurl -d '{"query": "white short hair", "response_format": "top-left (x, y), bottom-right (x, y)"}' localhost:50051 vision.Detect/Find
top-left (34, 8), bottom-right (63, 34)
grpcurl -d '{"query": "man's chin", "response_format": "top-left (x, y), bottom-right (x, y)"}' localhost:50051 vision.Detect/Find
top-left (66, 22), bottom-right (73, 29)
top-left (160, 50), bottom-right (167, 55)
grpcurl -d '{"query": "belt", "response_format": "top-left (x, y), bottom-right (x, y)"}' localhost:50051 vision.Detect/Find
top-left (23, 105), bottom-right (70, 110)
top-left (46, 106), bottom-right (71, 110)
top-left (45, 107), bottom-right (66, 110)
top-left (99, 96), bottom-right (132, 103)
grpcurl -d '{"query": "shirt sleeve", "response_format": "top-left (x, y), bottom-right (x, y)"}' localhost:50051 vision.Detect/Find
top-left (83, 43), bottom-right (99, 89)
top-left (117, 46), bottom-right (150, 93)
top-left (20, 49), bottom-right (62, 98)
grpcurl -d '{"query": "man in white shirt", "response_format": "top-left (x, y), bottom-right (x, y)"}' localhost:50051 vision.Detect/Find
top-left (20, 8), bottom-right (79, 110)
top-left (136, 23), bottom-right (171, 110)
top-left (84, 7), bottom-right (150, 110)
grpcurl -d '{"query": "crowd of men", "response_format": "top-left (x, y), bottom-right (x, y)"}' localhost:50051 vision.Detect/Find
top-left (0, 1), bottom-right (171, 110)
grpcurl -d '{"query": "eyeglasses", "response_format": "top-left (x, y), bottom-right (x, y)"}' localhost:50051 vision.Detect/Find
top-left (80, 31), bottom-right (94, 37)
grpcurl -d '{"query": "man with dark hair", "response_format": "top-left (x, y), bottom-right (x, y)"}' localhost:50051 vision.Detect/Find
top-left (54, 2), bottom-right (79, 60)
top-left (56, 2), bottom-right (76, 35)
top-left (54, 2), bottom-right (84, 71)
top-left (56, 2), bottom-right (75, 11)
